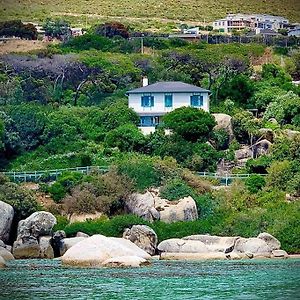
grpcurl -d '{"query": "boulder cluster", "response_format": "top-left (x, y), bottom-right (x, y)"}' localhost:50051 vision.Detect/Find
top-left (125, 190), bottom-right (198, 223)
top-left (0, 198), bottom-right (290, 269)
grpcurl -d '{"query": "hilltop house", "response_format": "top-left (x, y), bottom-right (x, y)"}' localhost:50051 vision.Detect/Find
top-left (213, 13), bottom-right (289, 34)
top-left (126, 79), bottom-right (210, 134)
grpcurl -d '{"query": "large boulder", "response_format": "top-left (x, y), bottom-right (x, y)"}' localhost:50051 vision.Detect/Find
top-left (125, 191), bottom-right (158, 221)
top-left (123, 225), bottom-right (158, 255)
top-left (126, 191), bottom-right (198, 223)
top-left (159, 197), bottom-right (198, 223)
top-left (157, 239), bottom-right (208, 253)
top-left (257, 232), bottom-right (281, 251)
top-left (13, 239), bottom-right (41, 259)
top-left (183, 235), bottom-right (239, 253)
top-left (0, 255), bottom-right (6, 268)
top-left (252, 139), bottom-right (272, 158)
top-left (61, 235), bottom-right (151, 267)
top-left (0, 247), bottom-right (14, 260)
top-left (16, 211), bottom-right (56, 241)
top-left (235, 238), bottom-right (271, 255)
top-left (235, 146), bottom-right (252, 160)
top-left (102, 256), bottom-right (149, 268)
top-left (39, 236), bottom-right (54, 259)
top-left (0, 201), bottom-right (14, 243)
top-left (212, 113), bottom-right (234, 140)
top-left (59, 237), bottom-right (87, 256)
top-left (13, 211), bottom-right (56, 259)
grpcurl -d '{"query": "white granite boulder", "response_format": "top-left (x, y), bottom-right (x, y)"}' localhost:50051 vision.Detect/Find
top-left (0, 201), bottom-right (14, 243)
top-left (257, 232), bottom-right (281, 251)
top-left (61, 235), bottom-right (151, 267)
top-left (158, 238), bottom-right (208, 253)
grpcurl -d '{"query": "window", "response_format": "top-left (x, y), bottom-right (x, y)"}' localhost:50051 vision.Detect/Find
top-left (141, 95), bottom-right (154, 107)
top-left (190, 94), bottom-right (203, 107)
top-left (140, 116), bottom-right (153, 126)
top-left (164, 94), bottom-right (173, 107)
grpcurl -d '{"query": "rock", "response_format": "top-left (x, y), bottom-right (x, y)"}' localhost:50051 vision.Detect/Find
top-left (235, 238), bottom-right (271, 255)
top-left (76, 232), bottom-right (90, 238)
top-left (159, 196), bottom-right (198, 223)
top-left (69, 212), bottom-right (103, 224)
top-left (52, 230), bottom-right (66, 257)
top-left (126, 191), bottom-right (198, 223)
top-left (16, 211), bottom-right (56, 241)
top-left (39, 236), bottom-right (54, 259)
top-left (160, 252), bottom-right (227, 260)
top-left (0, 201), bottom-right (14, 243)
top-left (257, 232), bottom-right (281, 251)
top-left (283, 129), bottom-right (300, 139)
top-left (272, 250), bottom-right (289, 258)
top-left (258, 128), bottom-right (274, 143)
top-left (59, 237), bottom-right (87, 256)
top-left (102, 256), bottom-right (150, 268)
top-left (125, 191), bottom-right (157, 221)
top-left (157, 238), bottom-right (208, 253)
top-left (61, 235), bottom-right (151, 267)
top-left (235, 146), bottom-right (252, 160)
top-left (212, 113), bottom-right (234, 140)
top-left (0, 240), bottom-right (5, 248)
top-left (183, 235), bottom-right (239, 253)
top-left (0, 247), bottom-right (14, 260)
top-left (252, 139), bottom-right (272, 157)
top-left (13, 239), bottom-right (41, 259)
top-left (0, 255), bottom-right (6, 268)
top-left (123, 225), bottom-right (158, 255)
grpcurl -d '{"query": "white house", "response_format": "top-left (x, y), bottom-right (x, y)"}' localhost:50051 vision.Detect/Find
top-left (213, 13), bottom-right (289, 34)
top-left (126, 80), bottom-right (210, 134)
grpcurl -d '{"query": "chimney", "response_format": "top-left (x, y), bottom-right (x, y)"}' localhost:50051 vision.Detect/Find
top-left (142, 76), bottom-right (149, 87)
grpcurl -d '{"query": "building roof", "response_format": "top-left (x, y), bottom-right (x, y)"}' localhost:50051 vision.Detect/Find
top-left (126, 81), bottom-right (210, 94)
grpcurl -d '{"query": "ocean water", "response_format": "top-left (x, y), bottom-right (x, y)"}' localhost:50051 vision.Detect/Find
top-left (0, 259), bottom-right (299, 300)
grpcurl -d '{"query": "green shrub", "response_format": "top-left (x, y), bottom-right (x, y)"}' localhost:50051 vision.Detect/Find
top-left (245, 175), bottom-right (266, 194)
top-left (48, 182), bottom-right (66, 203)
top-left (159, 178), bottom-right (193, 201)
top-left (52, 215), bottom-right (69, 232)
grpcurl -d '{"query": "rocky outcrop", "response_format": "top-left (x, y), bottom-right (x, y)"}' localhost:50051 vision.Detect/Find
top-left (123, 225), bottom-right (158, 255)
top-left (257, 232), bottom-right (281, 251)
top-left (59, 237), bottom-right (87, 256)
top-left (0, 247), bottom-right (14, 260)
top-left (51, 230), bottom-right (66, 257)
top-left (13, 211), bottom-right (56, 259)
top-left (61, 234), bottom-right (151, 267)
top-left (0, 255), bottom-right (6, 268)
top-left (158, 233), bottom-right (287, 260)
top-left (235, 146), bottom-right (252, 160)
top-left (39, 236), bottom-right (54, 259)
top-left (0, 201), bottom-right (14, 243)
top-left (183, 235), bottom-right (239, 253)
top-left (102, 256), bottom-right (150, 268)
top-left (158, 239), bottom-right (208, 253)
top-left (251, 139), bottom-right (272, 158)
top-left (76, 232), bottom-right (90, 238)
top-left (125, 191), bottom-right (157, 221)
top-left (234, 238), bottom-right (271, 255)
top-left (125, 191), bottom-right (198, 223)
top-left (212, 113), bottom-right (234, 140)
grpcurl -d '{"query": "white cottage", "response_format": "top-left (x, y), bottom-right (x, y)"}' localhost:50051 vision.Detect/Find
top-left (126, 80), bottom-right (210, 134)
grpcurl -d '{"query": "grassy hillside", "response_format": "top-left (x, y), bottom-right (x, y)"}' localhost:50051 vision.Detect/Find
top-left (1, 0), bottom-right (300, 27)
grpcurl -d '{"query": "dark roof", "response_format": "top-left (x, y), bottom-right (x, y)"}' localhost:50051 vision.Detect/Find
top-left (126, 81), bottom-right (210, 94)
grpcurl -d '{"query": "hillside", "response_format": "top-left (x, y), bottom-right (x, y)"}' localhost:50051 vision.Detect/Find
top-left (1, 0), bottom-right (300, 27)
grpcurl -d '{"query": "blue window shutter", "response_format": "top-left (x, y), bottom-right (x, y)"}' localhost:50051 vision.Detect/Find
top-left (151, 96), bottom-right (154, 107)
top-left (165, 94), bottom-right (173, 107)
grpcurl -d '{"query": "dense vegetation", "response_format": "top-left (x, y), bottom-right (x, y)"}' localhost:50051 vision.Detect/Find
top-left (1, 0), bottom-right (299, 30)
top-left (0, 21), bottom-right (300, 253)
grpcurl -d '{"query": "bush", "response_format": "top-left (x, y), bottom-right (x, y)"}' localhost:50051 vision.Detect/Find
top-left (104, 124), bottom-right (145, 152)
top-left (48, 182), bottom-right (66, 203)
top-left (159, 178), bottom-right (194, 201)
top-left (163, 107), bottom-right (216, 142)
top-left (245, 175), bottom-right (266, 194)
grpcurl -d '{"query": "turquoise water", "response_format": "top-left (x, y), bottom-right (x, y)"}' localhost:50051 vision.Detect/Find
top-left (0, 259), bottom-right (300, 299)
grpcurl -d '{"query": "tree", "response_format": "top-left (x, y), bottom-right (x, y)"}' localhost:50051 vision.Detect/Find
top-left (104, 124), bottom-right (145, 152)
top-left (43, 18), bottom-right (71, 41)
top-left (163, 107), bottom-right (216, 142)
top-left (95, 22), bottom-right (129, 39)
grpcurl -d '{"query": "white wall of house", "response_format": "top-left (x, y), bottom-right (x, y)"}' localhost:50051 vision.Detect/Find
top-left (128, 92), bottom-right (209, 115)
